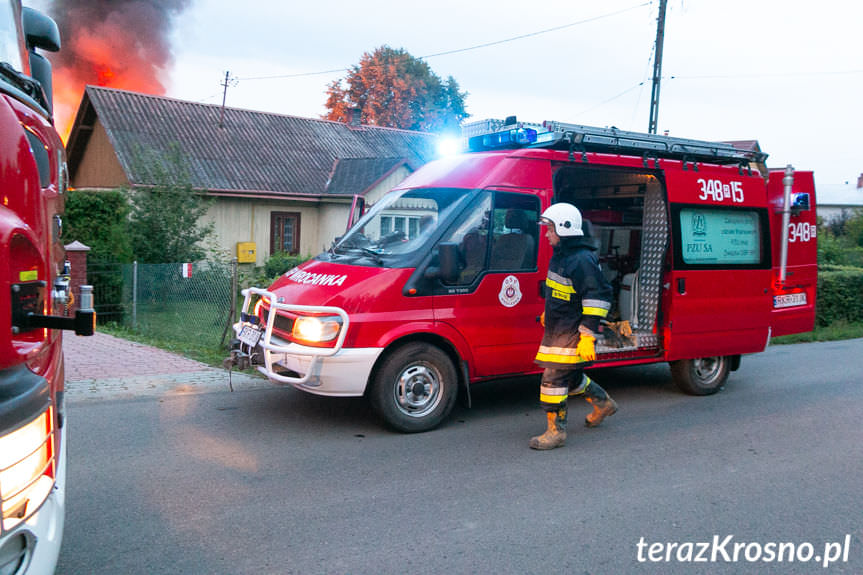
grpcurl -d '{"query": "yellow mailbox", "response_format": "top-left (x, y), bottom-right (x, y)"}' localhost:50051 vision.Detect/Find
top-left (237, 242), bottom-right (256, 263)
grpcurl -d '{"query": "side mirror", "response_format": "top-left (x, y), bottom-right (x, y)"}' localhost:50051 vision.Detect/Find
top-left (22, 8), bottom-right (60, 114)
top-left (22, 8), bottom-right (60, 52)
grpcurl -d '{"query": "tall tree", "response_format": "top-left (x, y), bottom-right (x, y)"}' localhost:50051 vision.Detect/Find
top-left (324, 46), bottom-right (469, 132)
top-left (65, 189), bottom-right (133, 263)
top-left (127, 145), bottom-right (215, 264)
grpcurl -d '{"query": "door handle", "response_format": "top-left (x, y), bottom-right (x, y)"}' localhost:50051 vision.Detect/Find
top-left (677, 277), bottom-right (686, 295)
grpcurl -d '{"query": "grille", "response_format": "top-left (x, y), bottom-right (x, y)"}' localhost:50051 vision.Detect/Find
top-left (260, 307), bottom-right (295, 338)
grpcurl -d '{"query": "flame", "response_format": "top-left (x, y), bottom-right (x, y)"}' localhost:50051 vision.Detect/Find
top-left (43, 0), bottom-right (191, 143)
top-left (96, 66), bottom-right (115, 85)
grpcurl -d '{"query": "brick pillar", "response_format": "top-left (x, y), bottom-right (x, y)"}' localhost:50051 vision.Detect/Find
top-left (64, 240), bottom-right (90, 313)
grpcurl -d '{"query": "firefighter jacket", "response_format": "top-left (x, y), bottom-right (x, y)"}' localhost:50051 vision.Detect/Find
top-left (535, 238), bottom-right (613, 369)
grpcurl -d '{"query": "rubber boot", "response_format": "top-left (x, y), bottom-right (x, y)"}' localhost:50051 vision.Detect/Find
top-left (584, 382), bottom-right (618, 428)
top-left (529, 408), bottom-right (567, 450)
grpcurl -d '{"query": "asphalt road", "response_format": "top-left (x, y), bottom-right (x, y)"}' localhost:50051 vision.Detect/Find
top-left (57, 339), bottom-right (863, 575)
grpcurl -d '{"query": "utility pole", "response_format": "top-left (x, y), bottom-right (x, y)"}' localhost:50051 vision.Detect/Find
top-left (219, 71), bottom-right (237, 129)
top-left (648, 0), bottom-right (667, 134)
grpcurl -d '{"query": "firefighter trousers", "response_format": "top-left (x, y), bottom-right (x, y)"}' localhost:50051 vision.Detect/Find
top-left (539, 367), bottom-right (607, 413)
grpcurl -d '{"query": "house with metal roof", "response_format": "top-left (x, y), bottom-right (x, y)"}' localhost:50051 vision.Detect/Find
top-left (65, 86), bottom-right (439, 265)
top-left (817, 175), bottom-right (863, 225)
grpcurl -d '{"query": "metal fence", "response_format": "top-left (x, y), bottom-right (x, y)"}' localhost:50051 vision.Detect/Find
top-left (89, 260), bottom-right (238, 347)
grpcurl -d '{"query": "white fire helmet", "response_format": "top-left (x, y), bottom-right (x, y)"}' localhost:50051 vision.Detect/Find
top-left (540, 203), bottom-right (583, 237)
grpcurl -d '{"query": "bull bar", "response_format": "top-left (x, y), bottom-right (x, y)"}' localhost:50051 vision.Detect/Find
top-left (236, 287), bottom-right (350, 386)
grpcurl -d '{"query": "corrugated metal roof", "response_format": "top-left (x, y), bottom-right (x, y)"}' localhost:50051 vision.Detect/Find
top-left (67, 86), bottom-right (439, 197)
top-left (325, 157), bottom-right (406, 195)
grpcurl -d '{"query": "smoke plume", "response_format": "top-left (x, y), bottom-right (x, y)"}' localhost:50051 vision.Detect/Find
top-left (44, 0), bottom-right (191, 140)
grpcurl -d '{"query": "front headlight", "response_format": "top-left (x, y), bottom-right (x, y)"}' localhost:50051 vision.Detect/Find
top-left (0, 408), bottom-right (54, 533)
top-left (291, 315), bottom-right (342, 344)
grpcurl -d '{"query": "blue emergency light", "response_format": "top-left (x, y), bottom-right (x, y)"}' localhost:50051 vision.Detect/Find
top-left (467, 127), bottom-right (538, 151)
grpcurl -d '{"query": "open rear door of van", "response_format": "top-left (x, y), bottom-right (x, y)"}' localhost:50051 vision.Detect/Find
top-left (662, 168), bottom-right (773, 360)
top-left (767, 169), bottom-right (818, 337)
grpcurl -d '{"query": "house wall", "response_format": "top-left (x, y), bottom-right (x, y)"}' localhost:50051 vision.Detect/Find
top-left (366, 166), bottom-right (412, 205)
top-left (205, 197), bottom-right (322, 265)
top-left (70, 120), bottom-right (129, 188)
top-left (818, 205), bottom-right (863, 224)
top-left (318, 202), bottom-right (351, 253)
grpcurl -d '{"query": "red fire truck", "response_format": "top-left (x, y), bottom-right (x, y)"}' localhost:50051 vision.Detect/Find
top-left (229, 118), bottom-right (816, 433)
top-left (1, 2), bottom-right (94, 573)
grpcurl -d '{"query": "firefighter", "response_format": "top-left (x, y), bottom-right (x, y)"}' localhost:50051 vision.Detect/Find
top-left (530, 203), bottom-right (618, 450)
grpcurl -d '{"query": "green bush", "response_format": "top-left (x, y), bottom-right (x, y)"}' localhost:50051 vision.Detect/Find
top-left (818, 231), bottom-right (846, 265)
top-left (816, 268), bottom-right (863, 326)
top-left (238, 252), bottom-right (312, 290)
top-left (65, 190), bottom-right (132, 262)
top-left (819, 210), bottom-right (863, 267)
top-left (264, 252), bottom-right (309, 278)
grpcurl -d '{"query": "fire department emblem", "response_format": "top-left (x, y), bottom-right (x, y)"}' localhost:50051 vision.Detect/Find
top-left (499, 275), bottom-right (522, 308)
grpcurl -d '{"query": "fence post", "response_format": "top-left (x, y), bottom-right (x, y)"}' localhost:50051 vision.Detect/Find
top-left (132, 260), bottom-right (138, 330)
top-left (221, 258), bottom-right (239, 347)
top-left (231, 258), bottom-right (238, 324)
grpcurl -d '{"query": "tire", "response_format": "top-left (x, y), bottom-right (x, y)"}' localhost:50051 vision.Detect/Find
top-left (369, 342), bottom-right (458, 433)
top-left (670, 356), bottom-right (730, 396)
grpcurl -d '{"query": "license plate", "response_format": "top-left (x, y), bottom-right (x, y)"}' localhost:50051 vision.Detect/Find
top-left (773, 292), bottom-right (807, 309)
top-left (238, 324), bottom-right (262, 347)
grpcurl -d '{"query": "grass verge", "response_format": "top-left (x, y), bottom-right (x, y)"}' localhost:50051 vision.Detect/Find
top-left (98, 322), bottom-right (231, 367)
top-left (772, 321), bottom-right (863, 344)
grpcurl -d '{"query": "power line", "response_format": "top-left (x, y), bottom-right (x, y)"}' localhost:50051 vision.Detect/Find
top-left (419, 2), bottom-right (650, 59)
top-left (575, 66), bottom-right (863, 122)
top-left (587, 67), bottom-right (863, 112)
top-left (671, 69), bottom-right (863, 81)
top-left (576, 81), bottom-right (646, 117)
top-left (237, 2), bottom-right (650, 82)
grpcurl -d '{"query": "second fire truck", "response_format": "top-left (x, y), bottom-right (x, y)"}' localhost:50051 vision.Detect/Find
top-left (228, 118), bottom-right (817, 433)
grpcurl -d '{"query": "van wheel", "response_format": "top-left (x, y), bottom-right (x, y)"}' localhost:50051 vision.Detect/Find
top-left (671, 356), bottom-right (730, 395)
top-left (370, 342), bottom-right (458, 433)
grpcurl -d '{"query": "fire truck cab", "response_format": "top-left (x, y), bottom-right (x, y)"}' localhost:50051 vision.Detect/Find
top-left (231, 119), bottom-right (817, 433)
top-left (1, 2), bottom-right (94, 573)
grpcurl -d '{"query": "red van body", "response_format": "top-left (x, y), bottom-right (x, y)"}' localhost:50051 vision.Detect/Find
top-left (231, 121), bottom-right (817, 432)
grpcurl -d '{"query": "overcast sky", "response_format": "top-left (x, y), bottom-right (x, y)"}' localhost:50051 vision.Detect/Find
top-left (42, 0), bottom-right (863, 202)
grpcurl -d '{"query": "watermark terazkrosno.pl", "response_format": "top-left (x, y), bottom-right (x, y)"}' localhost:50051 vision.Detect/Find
top-left (636, 535), bottom-right (852, 568)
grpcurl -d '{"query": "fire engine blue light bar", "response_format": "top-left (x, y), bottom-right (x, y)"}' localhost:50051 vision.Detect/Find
top-left (467, 127), bottom-right (538, 151)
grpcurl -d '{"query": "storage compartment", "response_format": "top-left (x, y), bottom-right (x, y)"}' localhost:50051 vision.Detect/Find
top-left (553, 165), bottom-right (668, 353)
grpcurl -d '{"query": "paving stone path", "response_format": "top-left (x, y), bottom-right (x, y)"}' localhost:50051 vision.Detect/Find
top-left (63, 331), bottom-right (268, 402)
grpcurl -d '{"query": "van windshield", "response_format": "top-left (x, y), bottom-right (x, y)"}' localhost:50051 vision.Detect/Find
top-left (0, 0), bottom-right (27, 74)
top-left (329, 187), bottom-right (472, 266)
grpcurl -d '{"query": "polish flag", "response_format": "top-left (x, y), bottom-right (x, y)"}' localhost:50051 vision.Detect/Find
top-left (181, 263), bottom-right (193, 278)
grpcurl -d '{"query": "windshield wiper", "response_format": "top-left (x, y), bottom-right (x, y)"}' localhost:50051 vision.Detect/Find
top-left (360, 247), bottom-right (385, 265)
top-left (329, 244), bottom-right (385, 265)
top-left (0, 63), bottom-right (48, 109)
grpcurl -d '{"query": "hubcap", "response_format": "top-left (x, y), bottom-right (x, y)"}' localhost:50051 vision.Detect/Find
top-left (394, 363), bottom-right (442, 417)
top-left (692, 357), bottom-right (723, 385)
